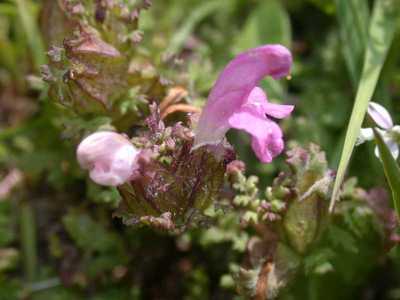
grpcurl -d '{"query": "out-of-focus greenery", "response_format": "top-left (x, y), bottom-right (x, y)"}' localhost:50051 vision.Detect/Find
top-left (0, 0), bottom-right (399, 299)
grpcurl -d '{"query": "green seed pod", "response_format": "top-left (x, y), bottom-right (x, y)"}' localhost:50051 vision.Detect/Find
top-left (282, 144), bottom-right (332, 254)
top-left (283, 192), bottom-right (328, 254)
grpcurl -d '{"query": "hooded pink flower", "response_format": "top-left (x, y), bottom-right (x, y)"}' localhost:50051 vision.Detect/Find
top-left (77, 131), bottom-right (140, 186)
top-left (193, 44), bottom-right (293, 163)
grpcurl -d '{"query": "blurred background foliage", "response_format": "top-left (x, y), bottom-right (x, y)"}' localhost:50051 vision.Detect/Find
top-left (0, 0), bottom-right (400, 299)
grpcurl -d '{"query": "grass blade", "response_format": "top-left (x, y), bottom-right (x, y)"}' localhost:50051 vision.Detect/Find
top-left (373, 128), bottom-right (400, 217)
top-left (329, 0), bottom-right (399, 212)
top-left (14, 0), bottom-right (46, 70)
top-left (335, 0), bottom-right (369, 86)
top-left (233, 0), bottom-right (292, 52)
top-left (20, 202), bottom-right (38, 283)
top-left (166, 0), bottom-right (224, 55)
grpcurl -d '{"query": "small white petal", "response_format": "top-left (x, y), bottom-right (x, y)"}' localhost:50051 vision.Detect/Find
top-left (391, 125), bottom-right (400, 134)
top-left (357, 128), bottom-right (374, 145)
top-left (390, 143), bottom-right (399, 159)
top-left (368, 102), bottom-right (393, 129)
top-left (374, 137), bottom-right (399, 160)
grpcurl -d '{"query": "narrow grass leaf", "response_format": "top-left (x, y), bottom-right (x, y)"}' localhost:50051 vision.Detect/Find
top-left (373, 128), bottom-right (400, 217)
top-left (335, 0), bottom-right (369, 85)
top-left (20, 203), bottom-right (38, 282)
top-left (233, 0), bottom-right (292, 100)
top-left (0, 3), bottom-right (17, 16)
top-left (330, 0), bottom-right (399, 212)
top-left (233, 0), bottom-right (292, 52)
top-left (166, 0), bottom-right (224, 55)
top-left (14, 0), bottom-right (46, 70)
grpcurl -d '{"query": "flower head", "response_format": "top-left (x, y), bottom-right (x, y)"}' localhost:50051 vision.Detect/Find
top-left (193, 44), bottom-right (293, 163)
top-left (358, 101), bottom-right (400, 159)
top-left (77, 131), bottom-right (140, 186)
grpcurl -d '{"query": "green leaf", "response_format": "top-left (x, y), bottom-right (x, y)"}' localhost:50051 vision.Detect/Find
top-left (233, 0), bottom-right (291, 52)
top-left (335, 0), bottom-right (369, 85)
top-left (304, 248), bottom-right (335, 275)
top-left (0, 3), bottom-right (17, 16)
top-left (14, 0), bottom-right (46, 70)
top-left (233, 0), bottom-right (291, 101)
top-left (330, 0), bottom-right (399, 212)
top-left (166, 0), bottom-right (224, 55)
top-left (0, 202), bottom-right (16, 246)
top-left (63, 212), bottom-right (122, 253)
top-left (373, 128), bottom-right (400, 217)
top-left (328, 225), bottom-right (358, 253)
top-left (20, 203), bottom-right (37, 282)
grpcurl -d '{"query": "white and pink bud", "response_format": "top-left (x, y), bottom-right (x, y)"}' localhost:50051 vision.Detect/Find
top-left (77, 131), bottom-right (140, 186)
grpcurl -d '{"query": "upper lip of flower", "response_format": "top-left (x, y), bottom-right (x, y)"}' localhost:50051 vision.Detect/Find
top-left (193, 44), bottom-right (294, 163)
top-left (368, 101), bottom-right (393, 130)
top-left (358, 101), bottom-right (399, 159)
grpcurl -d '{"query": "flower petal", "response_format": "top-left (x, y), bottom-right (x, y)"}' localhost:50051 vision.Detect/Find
top-left (373, 129), bottom-right (398, 159)
top-left (242, 87), bottom-right (269, 116)
top-left (228, 108), bottom-right (284, 163)
top-left (357, 128), bottom-right (374, 145)
top-left (368, 102), bottom-right (393, 129)
top-left (374, 140), bottom-right (399, 160)
top-left (194, 45), bottom-right (292, 148)
top-left (391, 125), bottom-right (400, 135)
top-left (77, 131), bottom-right (140, 186)
top-left (245, 87), bottom-right (294, 119)
top-left (264, 102), bottom-right (294, 119)
top-left (251, 129), bottom-right (284, 163)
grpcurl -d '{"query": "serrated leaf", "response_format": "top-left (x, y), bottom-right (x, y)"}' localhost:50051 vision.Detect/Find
top-left (373, 128), bottom-right (400, 217)
top-left (330, 0), bottom-right (399, 212)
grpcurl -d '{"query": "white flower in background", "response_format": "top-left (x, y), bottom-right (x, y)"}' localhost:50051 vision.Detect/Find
top-left (358, 101), bottom-right (400, 159)
top-left (77, 131), bottom-right (140, 186)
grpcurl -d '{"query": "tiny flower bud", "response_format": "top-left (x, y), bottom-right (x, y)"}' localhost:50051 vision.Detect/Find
top-left (77, 132), bottom-right (140, 186)
top-left (226, 160), bottom-right (246, 175)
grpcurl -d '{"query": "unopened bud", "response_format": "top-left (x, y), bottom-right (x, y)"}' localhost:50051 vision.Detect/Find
top-left (77, 132), bottom-right (140, 186)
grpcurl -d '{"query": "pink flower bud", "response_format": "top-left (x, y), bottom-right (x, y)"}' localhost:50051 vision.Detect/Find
top-left (77, 131), bottom-right (140, 186)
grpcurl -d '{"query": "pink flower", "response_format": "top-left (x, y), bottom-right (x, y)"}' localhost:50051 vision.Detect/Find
top-left (77, 132), bottom-right (140, 186)
top-left (193, 44), bottom-right (293, 163)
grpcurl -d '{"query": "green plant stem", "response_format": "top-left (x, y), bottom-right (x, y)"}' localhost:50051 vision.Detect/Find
top-left (374, 128), bottom-right (400, 218)
top-left (20, 202), bottom-right (37, 283)
top-left (15, 0), bottom-right (46, 70)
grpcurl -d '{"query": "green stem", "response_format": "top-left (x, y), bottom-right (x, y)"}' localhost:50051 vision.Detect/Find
top-left (20, 202), bottom-right (37, 283)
